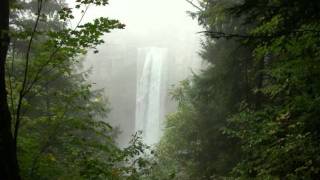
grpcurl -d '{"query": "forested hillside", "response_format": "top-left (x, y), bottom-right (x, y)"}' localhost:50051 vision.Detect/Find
top-left (148, 0), bottom-right (320, 179)
top-left (0, 0), bottom-right (150, 179)
top-left (0, 0), bottom-right (320, 179)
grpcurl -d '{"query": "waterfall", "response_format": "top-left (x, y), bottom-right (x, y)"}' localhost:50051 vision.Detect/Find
top-left (135, 47), bottom-right (168, 145)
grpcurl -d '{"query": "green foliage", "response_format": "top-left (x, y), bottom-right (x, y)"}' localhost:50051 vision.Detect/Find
top-left (6, 0), bottom-right (150, 179)
top-left (7, 0), bottom-right (320, 179)
top-left (147, 0), bottom-right (254, 178)
top-left (225, 1), bottom-right (320, 178)
top-left (151, 0), bottom-right (320, 179)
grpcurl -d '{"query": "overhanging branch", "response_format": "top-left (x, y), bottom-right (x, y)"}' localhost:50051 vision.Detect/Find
top-left (200, 29), bottom-right (320, 40)
top-left (185, 0), bottom-right (203, 11)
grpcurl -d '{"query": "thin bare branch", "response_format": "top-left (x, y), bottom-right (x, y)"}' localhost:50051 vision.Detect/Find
top-left (185, 0), bottom-right (203, 11)
top-left (200, 29), bottom-right (320, 39)
top-left (14, 1), bottom-right (93, 144)
top-left (24, 4), bottom-right (91, 96)
top-left (14, 0), bottom-right (43, 145)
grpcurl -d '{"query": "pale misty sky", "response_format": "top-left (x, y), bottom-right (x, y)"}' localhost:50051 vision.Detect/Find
top-left (67, 0), bottom-right (203, 48)
top-left (66, 0), bottom-right (203, 145)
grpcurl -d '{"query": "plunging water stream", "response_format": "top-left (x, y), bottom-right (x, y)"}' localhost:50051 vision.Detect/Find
top-left (81, 0), bottom-right (203, 146)
top-left (135, 47), bottom-right (168, 145)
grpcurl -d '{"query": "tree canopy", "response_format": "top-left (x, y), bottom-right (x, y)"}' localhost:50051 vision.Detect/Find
top-left (148, 0), bottom-right (320, 179)
top-left (1, 0), bottom-right (320, 179)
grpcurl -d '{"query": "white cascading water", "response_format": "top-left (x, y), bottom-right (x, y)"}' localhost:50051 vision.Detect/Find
top-left (135, 47), bottom-right (168, 145)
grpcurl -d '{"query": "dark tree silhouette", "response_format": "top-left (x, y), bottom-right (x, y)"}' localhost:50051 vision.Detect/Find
top-left (0, 0), bottom-right (21, 179)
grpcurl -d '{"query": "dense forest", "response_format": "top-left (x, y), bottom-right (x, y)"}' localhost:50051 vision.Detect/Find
top-left (0, 0), bottom-right (320, 179)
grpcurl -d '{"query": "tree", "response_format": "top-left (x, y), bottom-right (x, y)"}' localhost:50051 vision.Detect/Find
top-left (0, 0), bottom-right (21, 179)
top-left (148, 1), bottom-right (254, 179)
top-left (1, 0), bottom-right (124, 178)
top-left (224, 0), bottom-right (320, 178)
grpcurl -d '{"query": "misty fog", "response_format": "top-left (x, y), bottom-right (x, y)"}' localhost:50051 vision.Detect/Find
top-left (2, 0), bottom-right (319, 179)
top-left (74, 0), bottom-right (203, 146)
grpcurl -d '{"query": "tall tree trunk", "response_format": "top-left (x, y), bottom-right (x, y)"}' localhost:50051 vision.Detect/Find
top-left (0, 0), bottom-right (21, 179)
